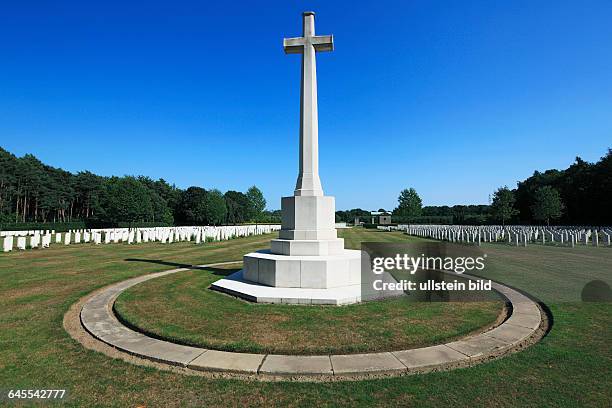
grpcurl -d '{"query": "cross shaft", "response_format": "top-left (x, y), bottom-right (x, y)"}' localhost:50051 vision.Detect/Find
top-left (283, 11), bottom-right (334, 197)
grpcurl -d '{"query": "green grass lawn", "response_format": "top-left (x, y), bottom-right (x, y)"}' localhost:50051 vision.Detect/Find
top-left (114, 262), bottom-right (501, 354)
top-left (0, 228), bottom-right (610, 407)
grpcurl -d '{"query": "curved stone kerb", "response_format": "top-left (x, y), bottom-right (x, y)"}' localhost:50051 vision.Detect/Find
top-left (78, 263), bottom-right (544, 377)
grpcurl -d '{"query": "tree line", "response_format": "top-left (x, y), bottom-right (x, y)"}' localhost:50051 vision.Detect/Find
top-left (387, 149), bottom-right (611, 225)
top-left (0, 147), bottom-right (272, 227)
top-left (3, 146), bottom-right (609, 227)
top-left (491, 149), bottom-right (611, 225)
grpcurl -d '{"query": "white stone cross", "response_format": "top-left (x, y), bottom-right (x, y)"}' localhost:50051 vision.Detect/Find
top-left (284, 11), bottom-right (333, 197)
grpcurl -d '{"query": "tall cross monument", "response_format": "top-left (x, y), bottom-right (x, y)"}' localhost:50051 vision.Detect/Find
top-left (274, 11), bottom-right (340, 245)
top-left (284, 11), bottom-right (333, 197)
top-left (231, 12), bottom-right (361, 301)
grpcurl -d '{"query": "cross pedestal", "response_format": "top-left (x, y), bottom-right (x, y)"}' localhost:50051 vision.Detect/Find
top-left (211, 12), bottom-right (362, 304)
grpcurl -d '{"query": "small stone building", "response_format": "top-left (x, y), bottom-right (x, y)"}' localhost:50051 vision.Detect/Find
top-left (378, 215), bottom-right (392, 225)
top-left (370, 211), bottom-right (392, 225)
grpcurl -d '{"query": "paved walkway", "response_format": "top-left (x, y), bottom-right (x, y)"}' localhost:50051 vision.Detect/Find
top-left (78, 262), bottom-right (544, 377)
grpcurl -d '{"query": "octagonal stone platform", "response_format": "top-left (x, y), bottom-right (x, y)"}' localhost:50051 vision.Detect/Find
top-left (210, 269), bottom-right (363, 305)
top-left (242, 249), bottom-right (361, 289)
top-left (270, 238), bottom-right (344, 256)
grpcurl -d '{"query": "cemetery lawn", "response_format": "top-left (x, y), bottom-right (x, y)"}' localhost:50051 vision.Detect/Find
top-left (113, 262), bottom-right (502, 354)
top-left (0, 228), bottom-right (610, 407)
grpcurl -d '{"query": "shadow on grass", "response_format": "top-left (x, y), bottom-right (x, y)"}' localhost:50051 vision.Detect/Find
top-left (124, 258), bottom-right (240, 276)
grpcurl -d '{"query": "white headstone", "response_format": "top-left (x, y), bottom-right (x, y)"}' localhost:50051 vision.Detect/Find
top-left (42, 234), bottom-right (51, 248)
top-left (3, 236), bottom-right (13, 252)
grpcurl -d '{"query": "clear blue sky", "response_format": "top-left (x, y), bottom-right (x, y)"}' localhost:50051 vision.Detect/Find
top-left (1, 1), bottom-right (611, 211)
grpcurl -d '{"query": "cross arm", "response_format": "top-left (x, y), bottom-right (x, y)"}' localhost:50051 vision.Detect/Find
top-left (283, 37), bottom-right (306, 54)
top-left (283, 35), bottom-right (334, 54)
top-left (311, 35), bottom-right (334, 52)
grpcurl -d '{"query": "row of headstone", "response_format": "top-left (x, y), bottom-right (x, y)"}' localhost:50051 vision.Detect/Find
top-left (378, 224), bottom-right (612, 248)
top-left (0, 225), bottom-right (281, 252)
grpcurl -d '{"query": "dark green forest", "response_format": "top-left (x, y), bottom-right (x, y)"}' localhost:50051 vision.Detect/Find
top-left (511, 151), bottom-right (611, 225)
top-left (336, 149), bottom-right (612, 226)
top-left (1, 147), bottom-right (610, 228)
top-left (0, 147), bottom-right (275, 228)
top-left (429, 150), bottom-right (611, 225)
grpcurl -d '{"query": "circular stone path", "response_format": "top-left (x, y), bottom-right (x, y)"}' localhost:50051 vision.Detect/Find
top-left (73, 262), bottom-right (546, 379)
